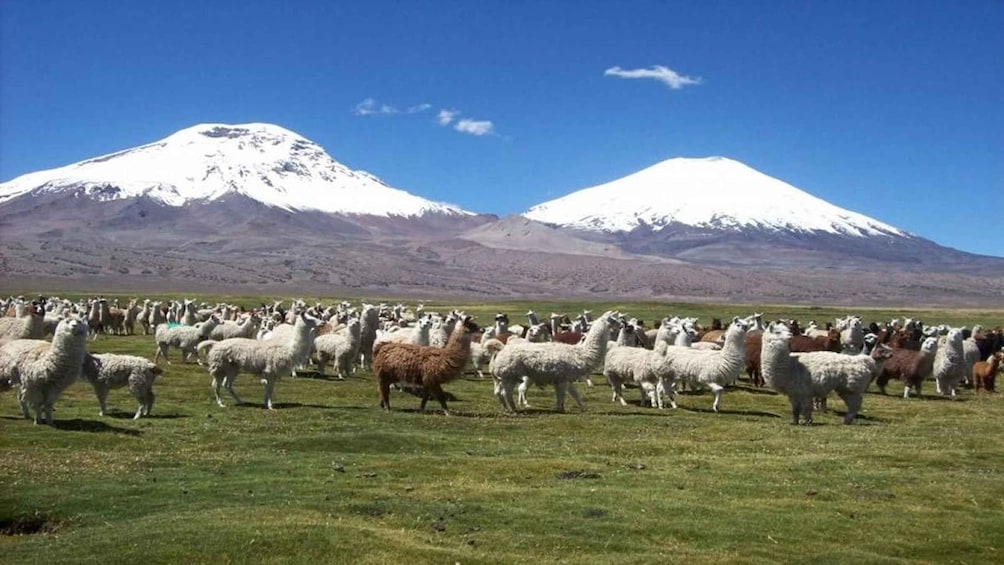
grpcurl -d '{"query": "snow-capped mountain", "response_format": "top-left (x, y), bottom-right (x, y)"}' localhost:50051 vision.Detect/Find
top-left (0, 123), bottom-right (471, 218)
top-left (524, 156), bottom-right (906, 238)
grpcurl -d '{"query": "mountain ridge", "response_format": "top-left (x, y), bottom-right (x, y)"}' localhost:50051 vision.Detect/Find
top-left (2, 122), bottom-right (1003, 304)
top-left (0, 123), bottom-right (473, 218)
top-left (524, 156), bottom-right (907, 238)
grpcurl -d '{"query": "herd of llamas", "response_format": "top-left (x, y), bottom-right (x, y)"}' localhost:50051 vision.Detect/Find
top-left (0, 295), bottom-right (1001, 425)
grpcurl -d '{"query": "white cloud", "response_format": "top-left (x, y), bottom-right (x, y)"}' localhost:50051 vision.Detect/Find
top-left (437, 109), bottom-right (458, 125)
top-left (604, 65), bottom-right (702, 89)
top-left (353, 98), bottom-right (399, 116)
top-left (454, 118), bottom-right (495, 136)
top-left (407, 103), bottom-right (432, 114)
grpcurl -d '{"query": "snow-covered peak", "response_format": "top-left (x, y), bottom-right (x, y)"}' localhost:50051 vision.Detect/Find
top-left (524, 157), bottom-right (906, 237)
top-left (0, 123), bottom-right (471, 217)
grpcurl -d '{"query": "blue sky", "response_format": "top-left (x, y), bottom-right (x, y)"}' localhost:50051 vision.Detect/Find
top-left (2, 0), bottom-right (1001, 257)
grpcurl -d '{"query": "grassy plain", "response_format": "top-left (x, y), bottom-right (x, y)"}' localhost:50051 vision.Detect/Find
top-left (1, 297), bottom-right (1003, 564)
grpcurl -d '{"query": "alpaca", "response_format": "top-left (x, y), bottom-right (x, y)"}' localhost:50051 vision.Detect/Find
top-left (374, 323), bottom-right (473, 414)
top-left (4, 317), bottom-right (90, 424)
top-left (658, 317), bottom-right (752, 412)
top-left (356, 304), bottom-right (380, 370)
top-left (875, 336), bottom-right (938, 397)
top-left (374, 316), bottom-right (432, 348)
top-left (837, 315), bottom-right (864, 355)
top-left (154, 315), bottom-right (222, 364)
top-left (260, 313), bottom-right (321, 377)
top-left (122, 299), bottom-right (141, 335)
top-left (314, 318), bottom-right (362, 379)
top-left (973, 351), bottom-right (1001, 392)
top-left (763, 322), bottom-right (893, 424)
top-left (207, 312), bottom-right (318, 409)
top-left (0, 300), bottom-right (46, 345)
top-left (208, 313), bottom-right (261, 341)
top-left (603, 342), bottom-right (666, 409)
top-left (933, 329), bottom-right (967, 398)
top-left (429, 312), bottom-right (463, 348)
top-left (760, 322), bottom-right (817, 424)
top-left (469, 337), bottom-right (505, 378)
top-left (81, 353), bottom-right (163, 419)
top-left (492, 311), bottom-right (618, 412)
top-left (789, 343), bottom-right (894, 424)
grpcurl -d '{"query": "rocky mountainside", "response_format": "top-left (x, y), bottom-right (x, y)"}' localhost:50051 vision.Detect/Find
top-left (1, 124), bottom-right (1002, 304)
top-left (0, 123), bottom-right (474, 219)
top-left (522, 156), bottom-right (1001, 270)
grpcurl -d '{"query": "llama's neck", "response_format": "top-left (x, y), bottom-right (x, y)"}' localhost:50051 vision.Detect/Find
top-left (199, 317), bottom-right (221, 337)
top-left (577, 319), bottom-right (612, 371)
top-left (443, 329), bottom-right (473, 367)
top-left (46, 325), bottom-right (89, 382)
top-left (760, 337), bottom-right (793, 390)
top-left (721, 327), bottom-right (747, 359)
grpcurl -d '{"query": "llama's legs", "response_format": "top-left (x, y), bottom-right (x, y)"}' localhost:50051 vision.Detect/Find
top-left (839, 391), bottom-right (862, 424)
top-left (212, 375), bottom-right (226, 407)
top-left (427, 383), bottom-right (450, 414)
top-left (554, 381), bottom-right (568, 412)
top-left (708, 383), bottom-right (724, 412)
top-left (96, 385), bottom-right (109, 416)
top-left (225, 375), bottom-right (243, 405)
top-left (17, 387), bottom-right (30, 419)
top-left (379, 379), bottom-right (392, 410)
top-left (566, 382), bottom-right (586, 410)
top-left (517, 377), bottom-right (530, 408)
top-left (262, 377), bottom-right (276, 410)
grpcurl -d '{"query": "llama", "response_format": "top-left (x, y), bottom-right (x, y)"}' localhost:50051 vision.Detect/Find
top-left (314, 318), bottom-right (362, 379)
top-left (492, 311), bottom-right (618, 412)
top-left (154, 314), bottom-right (222, 364)
top-left (81, 353), bottom-right (163, 419)
top-left (973, 351), bottom-right (1001, 392)
top-left (374, 323), bottom-right (473, 414)
top-left (933, 329), bottom-right (967, 398)
top-left (763, 322), bottom-right (893, 424)
top-left (837, 315), bottom-right (864, 355)
top-left (469, 337), bottom-right (505, 378)
top-left (0, 300), bottom-right (46, 345)
top-left (3, 317), bottom-right (90, 424)
top-left (356, 304), bottom-right (380, 370)
top-left (603, 341), bottom-right (668, 409)
top-left (207, 312), bottom-right (318, 409)
top-left (789, 343), bottom-right (894, 424)
top-left (658, 317), bottom-right (752, 413)
top-left (875, 336), bottom-right (938, 397)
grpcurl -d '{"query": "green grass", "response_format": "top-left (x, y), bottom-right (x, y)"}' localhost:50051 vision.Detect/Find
top-left (2, 298), bottom-right (1003, 564)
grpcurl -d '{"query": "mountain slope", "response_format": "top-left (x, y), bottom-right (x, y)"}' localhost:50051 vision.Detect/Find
top-left (0, 123), bottom-right (472, 218)
top-left (1, 126), bottom-right (1002, 303)
top-left (524, 156), bottom-right (905, 237)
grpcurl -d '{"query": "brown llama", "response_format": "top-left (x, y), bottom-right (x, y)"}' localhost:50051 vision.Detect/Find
top-left (374, 323), bottom-right (473, 414)
top-left (973, 351), bottom-right (1001, 392)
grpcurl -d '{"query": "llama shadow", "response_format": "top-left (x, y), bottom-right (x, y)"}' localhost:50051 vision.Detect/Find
top-left (233, 402), bottom-right (331, 410)
top-left (51, 418), bottom-right (143, 436)
top-left (396, 388), bottom-right (460, 402)
top-left (731, 385), bottom-right (780, 396)
top-left (828, 411), bottom-right (887, 424)
top-left (916, 394), bottom-right (968, 402)
top-left (290, 371), bottom-right (346, 382)
top-left (677, 406), bottom-right (783, 419)
top-left (104, 410), bottom-right (189, 420)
